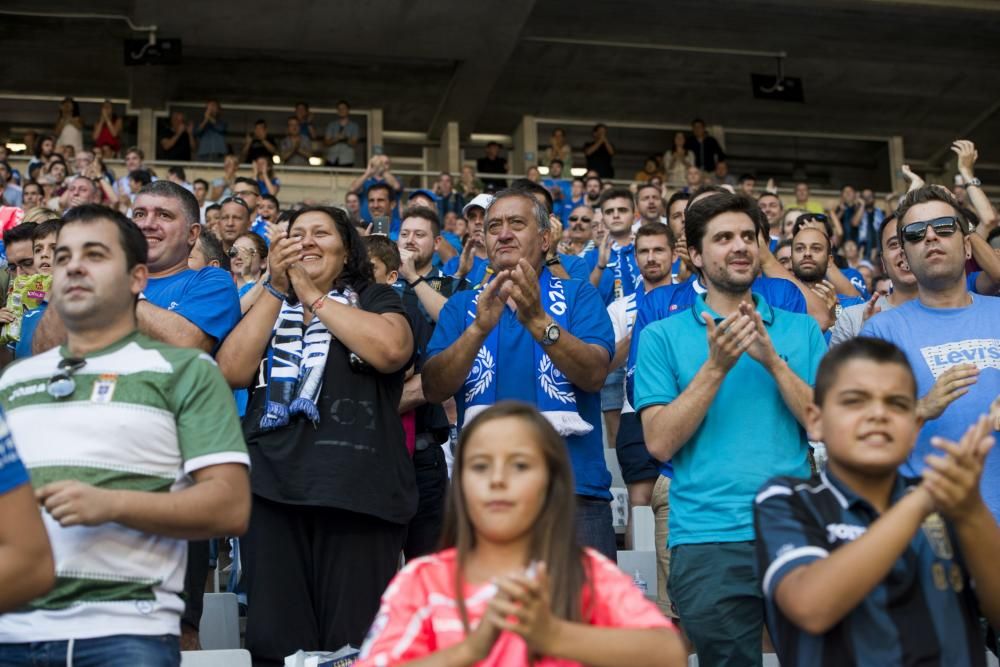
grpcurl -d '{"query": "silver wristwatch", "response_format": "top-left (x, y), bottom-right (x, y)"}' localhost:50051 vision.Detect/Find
top-left (541, 320), bottom-right (561, 346)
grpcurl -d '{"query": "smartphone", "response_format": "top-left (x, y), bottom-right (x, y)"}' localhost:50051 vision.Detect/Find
top-left (371, 215), bottom-right (390, 236)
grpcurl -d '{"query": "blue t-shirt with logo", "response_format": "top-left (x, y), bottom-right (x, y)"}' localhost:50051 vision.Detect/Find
top-left (144, 268), bottom-right (242, 349)
top-left (861, 294), bottom-right (1000, 521)
top-left (0, 405), bottom-right (28, 494)
top-left (427, 277), bottom-right (615, 499)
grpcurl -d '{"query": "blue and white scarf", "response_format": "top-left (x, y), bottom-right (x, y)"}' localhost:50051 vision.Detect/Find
top-left (608, 242), bottom-right (641, 300)
top-left (259, 287), bottom-right (359, 431)
top-left (462, 268), bottom-right (592, 436)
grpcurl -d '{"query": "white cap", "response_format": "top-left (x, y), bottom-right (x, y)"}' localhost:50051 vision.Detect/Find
top-left (462, 193), bottom-right (494, 217)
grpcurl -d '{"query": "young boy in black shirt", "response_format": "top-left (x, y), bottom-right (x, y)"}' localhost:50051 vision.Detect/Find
top-left (754, 337), bottom-right (1000, 666)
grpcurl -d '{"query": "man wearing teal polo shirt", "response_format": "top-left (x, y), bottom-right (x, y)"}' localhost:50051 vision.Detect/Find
top-left (634, 192), bottom-right (825, 667)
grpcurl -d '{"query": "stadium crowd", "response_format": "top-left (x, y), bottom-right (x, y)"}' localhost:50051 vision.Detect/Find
top-left (0, 99), bottom-right (999, 667)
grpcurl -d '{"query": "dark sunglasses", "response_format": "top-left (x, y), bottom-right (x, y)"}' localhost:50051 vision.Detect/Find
top-left (568, 215), bottom-right (592, 223)
top-left (900, 216), bottom-right (960, 244)
top-left (47, 357), bottom-right (87, 399)
top-left (227, 246), bottom-right (257, 258)
top-left (220, 196), bottom-right (250, 212)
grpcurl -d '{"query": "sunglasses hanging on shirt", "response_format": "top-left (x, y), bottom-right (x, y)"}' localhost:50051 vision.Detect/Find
top-left (47, 357), bottom-right (87, 399)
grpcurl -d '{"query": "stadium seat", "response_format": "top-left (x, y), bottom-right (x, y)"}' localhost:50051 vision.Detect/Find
top-left (199, 592), bottom-right (241, 650)
top-left (180, 649), bottom-right (251, 667)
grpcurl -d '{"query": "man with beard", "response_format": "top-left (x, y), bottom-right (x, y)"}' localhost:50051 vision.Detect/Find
top-left (634, 192), bottom-right (825, 666)
top-left (636, 183), bottom-right (664, 227)
top-left (862, 186), bottom-right (1000, 523)
top-left (790, 226), bottom-right (865, 336)
top-left (396, 207), bottom-right (467, 323)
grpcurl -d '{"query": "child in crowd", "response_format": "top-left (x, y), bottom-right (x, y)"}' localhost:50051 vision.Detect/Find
top-left (357, 401), bottom-right (685, 666)
top-left (754, 337), bottom-right (1000, 666)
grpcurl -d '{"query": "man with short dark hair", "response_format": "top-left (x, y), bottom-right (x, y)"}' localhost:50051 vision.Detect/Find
top-left (158, 110), bottom-right (194, 162)
top-left (862, 185), bottom-right (1000, 522)
top-left (241, 120), bottom-right (277, 166)
top-left (583, 123), bottom-right (615, 179)
top-left (583, 175), bottom-right (602, 209)
top-left (232, 177), bottom-right (268, 239)
top-left (476, 141), bottom-right (508, 191)
top-left (323, 100), bottom-right (360, 167)
top-left (635, 192), bottom-right (825, 666)
top-left (423, 189), bottom-right (617, 559)
top-left (0, 204), bottom-right (250, 665)
top-left (790, 226), bottom-right (865, 336)
top-left (589, 187), bottom-right (640, 304)
top-left (685, 118), bottom-right (726, 173)
top-left (188, 231), bottom-right (229, 272)
top-left (738, 173), bottom-right (756, 197)
top-left (2, 224), bottom-right (36, 279)
top-left (434, 172), bottom-right (463, 219)
top-left (258, 194), bottom-right (279, 224)
top-left (22, 182), bottom-right (44, 211)
top-left (218, 197), bottom-right (252, 254)
top-left (636, 183), bottom-right (664, 226)
top-left (280, 117), bottom-right (312, 166)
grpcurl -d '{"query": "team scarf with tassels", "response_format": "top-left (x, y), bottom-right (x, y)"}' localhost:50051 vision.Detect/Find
top-left (258, 287), bottom-right (359, 431)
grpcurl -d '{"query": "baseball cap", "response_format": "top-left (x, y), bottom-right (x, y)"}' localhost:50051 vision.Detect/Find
top-left (408, 188), bottom-right (438, 203)
top-left (462, 193), bottom-right (494, 217)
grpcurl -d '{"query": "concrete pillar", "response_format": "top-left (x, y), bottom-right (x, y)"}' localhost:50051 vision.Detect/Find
top-left (888, 135), bottom-right (905, 194)
top-left (439, 121), bottom-right (461, 176)
top-left (511, 115), bottom-right (538, 176)
top-left (710, 124), bottom-right (726, 151)
top-left (136, 108), bottom-right (156, 161)
top-left (369, 109), bottom-right (384, 160)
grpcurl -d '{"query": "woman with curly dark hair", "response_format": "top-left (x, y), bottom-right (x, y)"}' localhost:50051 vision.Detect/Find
top-left (217, 205), bottom-right (417, 665)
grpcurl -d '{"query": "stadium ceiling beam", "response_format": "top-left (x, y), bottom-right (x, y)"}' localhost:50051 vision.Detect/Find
top-left (426, 0), bottom-right (538, 139)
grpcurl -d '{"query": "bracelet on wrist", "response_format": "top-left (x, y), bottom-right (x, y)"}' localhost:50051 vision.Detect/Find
top-left (262, 279), bottom-right (289, 302)
top-left (597, 264), bottom-right (607, 270)
top-left (407, 276), bottom-right (424, 288)
top-left (545, 257), bottom-right (560, 267)
top-left (310, 294), bottom-right (328, 311)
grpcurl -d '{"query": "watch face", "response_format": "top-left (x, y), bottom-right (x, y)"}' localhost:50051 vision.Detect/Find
top-left (546, 323), bottom-right (561, 342)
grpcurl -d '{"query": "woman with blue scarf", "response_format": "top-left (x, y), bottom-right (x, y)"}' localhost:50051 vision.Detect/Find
top-left (216, 206), bottom-right (416, 666)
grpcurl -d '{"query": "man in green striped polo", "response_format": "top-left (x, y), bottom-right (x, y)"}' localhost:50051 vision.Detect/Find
top-left (0, 204), bottom-right (251, 667)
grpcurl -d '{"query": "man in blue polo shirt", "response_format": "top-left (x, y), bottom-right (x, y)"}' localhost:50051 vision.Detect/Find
top-left (634, 192), bottom-right (826, 667)
top-left (423, 188), bottom-right (616, 559)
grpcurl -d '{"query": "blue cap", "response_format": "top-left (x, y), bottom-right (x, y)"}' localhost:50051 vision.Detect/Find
top-left (408, 188), bottom-right (438, 203)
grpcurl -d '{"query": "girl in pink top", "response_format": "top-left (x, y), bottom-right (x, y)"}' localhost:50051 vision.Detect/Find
top-left (358, 401), bottom-right (686, 667)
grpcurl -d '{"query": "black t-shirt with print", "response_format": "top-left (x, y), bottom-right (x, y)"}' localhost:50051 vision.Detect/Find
top-left (243, 282), bottom-right (417, 524)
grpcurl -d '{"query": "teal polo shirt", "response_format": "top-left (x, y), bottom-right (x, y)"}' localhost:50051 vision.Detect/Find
top-left (634, 291), bottom-right (826, 547)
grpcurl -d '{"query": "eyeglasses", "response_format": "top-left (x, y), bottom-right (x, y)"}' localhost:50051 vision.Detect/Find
top-left (227, 246), bottom-right (257, 258)
top-left (568, 215), bottom-right (592, 223)
top-left (901, 216), bottom-right (960, 243)
top-left (47, 357), bottom-right (87, 399)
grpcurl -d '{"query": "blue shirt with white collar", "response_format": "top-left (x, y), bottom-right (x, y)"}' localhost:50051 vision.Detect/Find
top-left (634, 291), bottom-right (825, 546)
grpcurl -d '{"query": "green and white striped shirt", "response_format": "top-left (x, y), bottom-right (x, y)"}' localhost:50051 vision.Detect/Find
top-left (0, 331), bottom-right (250, 642)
